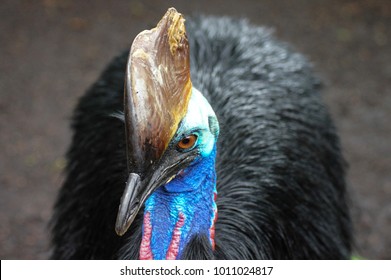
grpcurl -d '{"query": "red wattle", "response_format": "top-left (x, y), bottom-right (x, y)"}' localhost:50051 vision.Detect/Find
top-left (210, 191), bottom-right (218, 250)
top-left (139, 212), bottom-right (153, 260)
top-left (166, 212), bottom-right (185, 260)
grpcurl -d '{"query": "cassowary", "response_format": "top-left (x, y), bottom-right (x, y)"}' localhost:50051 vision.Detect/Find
top-left (50, 8), bottom-right (351, 259)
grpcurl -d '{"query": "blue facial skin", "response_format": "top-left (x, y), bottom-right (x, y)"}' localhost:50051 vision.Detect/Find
top-left (144, 144), bottom-right (217, 260)
top-left (141, 87), bottom-right (219, 259)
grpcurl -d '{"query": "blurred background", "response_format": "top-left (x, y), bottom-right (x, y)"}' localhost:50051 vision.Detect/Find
top-left (0, 0), bottom-right (390, 259)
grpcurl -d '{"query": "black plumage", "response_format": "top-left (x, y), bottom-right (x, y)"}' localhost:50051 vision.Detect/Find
top-left (50, 15), bottom-right (352, 259)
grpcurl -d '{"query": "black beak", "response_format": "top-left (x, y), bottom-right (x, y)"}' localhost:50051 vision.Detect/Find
top-left (115, 173), bottom-right (142, 236)
top-left (115, 150), bottom-right (197, 236)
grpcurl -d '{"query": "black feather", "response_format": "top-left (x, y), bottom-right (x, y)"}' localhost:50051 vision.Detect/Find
top-left (50, 16), bottom-right (351, 259)
top-left (182, 234), bottom-right (215, 260)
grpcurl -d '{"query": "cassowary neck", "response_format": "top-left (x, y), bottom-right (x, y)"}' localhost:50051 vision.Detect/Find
top-left (139, 146), bottom-right (217, 260)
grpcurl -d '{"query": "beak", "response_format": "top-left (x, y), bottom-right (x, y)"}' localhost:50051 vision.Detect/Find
top-left (115, 151), bottom-right (197, 236)
top-left (115, 173), bottom-right (142, 236)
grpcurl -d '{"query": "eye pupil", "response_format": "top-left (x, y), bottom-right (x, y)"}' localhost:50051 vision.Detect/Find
top-left (177, 134), bottom-right (197, 150)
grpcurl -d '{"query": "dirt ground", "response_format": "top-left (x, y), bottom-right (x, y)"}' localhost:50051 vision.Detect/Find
top-left (0, 0), bottom-right (390, 259)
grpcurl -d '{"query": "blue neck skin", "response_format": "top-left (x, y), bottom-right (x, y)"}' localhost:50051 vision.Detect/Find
top-left (141, 145), bottom-right (217, 260)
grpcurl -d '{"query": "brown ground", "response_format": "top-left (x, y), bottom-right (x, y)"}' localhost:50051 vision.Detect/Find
top-left (0, 0), bottom-right (390, 259)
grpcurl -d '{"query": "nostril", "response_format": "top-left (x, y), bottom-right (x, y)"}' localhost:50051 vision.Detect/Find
top-left (129, 199), bottom-right (139, 213)
top-left (133, 199), bottom-right (139, 207)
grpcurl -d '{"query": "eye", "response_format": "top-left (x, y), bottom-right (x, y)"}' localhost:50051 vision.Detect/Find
top-left (177, 134), bottom-right (198, 151)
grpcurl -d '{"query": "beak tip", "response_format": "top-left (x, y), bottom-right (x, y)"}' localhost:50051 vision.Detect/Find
top-left (115, 215), bottom-right (126, 236)
top-left (115, 213), bottom-right (137, 236)
top-left (115, 225), bottom-right (125, 237)
top-left (115, 173), bottom-right (142, 236)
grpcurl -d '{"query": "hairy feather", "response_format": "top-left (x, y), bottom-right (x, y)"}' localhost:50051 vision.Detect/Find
top-left (50, 16), bottom-right (351, 259)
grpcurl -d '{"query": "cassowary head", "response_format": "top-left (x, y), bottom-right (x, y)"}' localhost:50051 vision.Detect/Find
top-left (115, 8), bottom-right (219, 260)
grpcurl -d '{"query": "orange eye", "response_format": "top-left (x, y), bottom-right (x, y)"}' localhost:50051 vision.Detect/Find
top-left (177, 134), bottom-right (198, 150)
